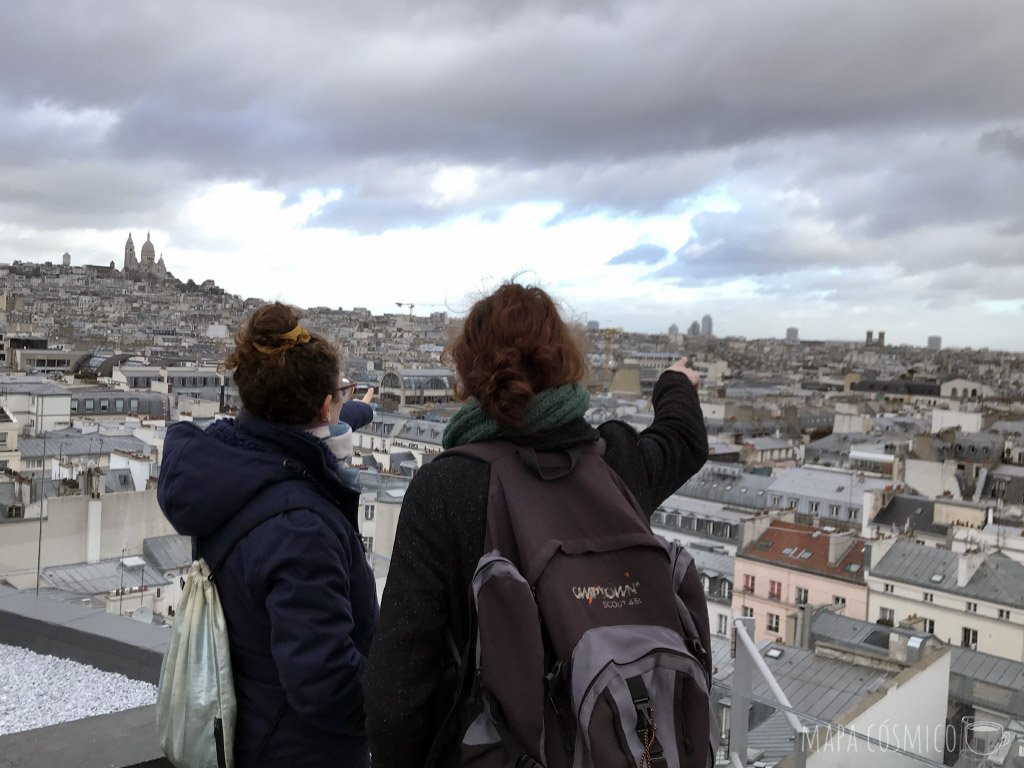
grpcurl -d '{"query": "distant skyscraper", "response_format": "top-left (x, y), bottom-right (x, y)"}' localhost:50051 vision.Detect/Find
top-left (668, 323), bottom-right (679, 336)
top-left (927, 335), bottom-right (942, 351)
top-left (687, 321), bottom-right (700, 336)
top-left (701, 314), bottom-right (713, 337)
top-left (586, 320), bottom-right (600, 332)
top-left (786, 327), bottom-right (799, 342)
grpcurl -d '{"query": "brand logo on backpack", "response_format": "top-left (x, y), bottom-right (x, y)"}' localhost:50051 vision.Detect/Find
top-left (571, 572), bottom-right (642, 608)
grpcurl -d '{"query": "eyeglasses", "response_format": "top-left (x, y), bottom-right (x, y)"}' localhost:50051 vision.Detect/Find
top-left (334, 378), bottom-right (355, 397)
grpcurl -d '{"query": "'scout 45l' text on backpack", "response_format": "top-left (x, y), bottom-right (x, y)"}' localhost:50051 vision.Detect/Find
top-left (440, 439), bottom-right (719, 768)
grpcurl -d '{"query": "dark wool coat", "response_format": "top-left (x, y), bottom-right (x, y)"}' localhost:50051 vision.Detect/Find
top-left (158, 411), bottom-right (379, 768)
top-left (364, 371), bottom-right (709, 768)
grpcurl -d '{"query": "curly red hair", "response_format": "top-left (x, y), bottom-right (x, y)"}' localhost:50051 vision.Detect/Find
top-left (445, 283), bottom-right (587, 429)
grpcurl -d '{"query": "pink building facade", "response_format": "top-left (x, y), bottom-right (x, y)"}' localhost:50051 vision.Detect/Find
top-left (732, 521), bottom-right (869, 644)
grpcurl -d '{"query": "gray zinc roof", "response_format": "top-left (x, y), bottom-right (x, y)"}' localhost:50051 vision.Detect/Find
top-left (18, 433), bottom-right (152, 459)
top-left (689, 547), bottom-right (735, 579)
top-left (0, 380), bottom-right (70, 396)
top-left (811, 608), bottom-right (927, 658)
top-left (677, 462), bottom-right (772, 509)
top-left (394, 419), bottom-right (445, 445)
top-left (871, 540), bottom-right (1024, 610)
top-left (42, 558), bottom-right (170, 595)
top-left (715, 640), bottom-right (894, 761)
top-left (948, 647), bottom-right (1024, 718)
top-left (768, 467), bottom-right (891, 505)
top-left (143, 534), bottom-right (192, 572)
top-left (871, 496), bottom-right (945, 536)
top-left (104, 468), bottom-right (137, 493)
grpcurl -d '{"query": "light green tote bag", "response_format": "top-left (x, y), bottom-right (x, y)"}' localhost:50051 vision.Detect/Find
top-left (156, 558), bottom-right (237, 768)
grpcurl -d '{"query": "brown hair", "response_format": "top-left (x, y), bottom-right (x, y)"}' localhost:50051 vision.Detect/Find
top-left (445, 283), bottom-right (587, 429)
top-left (225, 302), bottom-right (340, 425)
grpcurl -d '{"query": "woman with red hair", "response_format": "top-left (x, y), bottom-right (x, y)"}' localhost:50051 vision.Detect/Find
top-left (364, 283), bottom-right (708, 767)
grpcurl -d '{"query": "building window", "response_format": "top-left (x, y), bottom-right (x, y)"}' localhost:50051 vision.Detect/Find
top-left (129, 398), bottom-right (139, 412)
top-left (742, 606), bottom-right (754, 618)
top-left (966, 601), bottom-right (977, 613)
top-left (847, 508), bottom-right (858, 520)
top-left (829, 504), bottom-right (841, 515)
top-left (717, 615), bottom-right (729, 636)
top-left (115, 399), bottom-right (124, 412)
top-left (767, 613), bottom-right (780, 633)
top-left (100, 399), bottom-right (109, 412)
top-left (879, 607), bottom-right (895, 625)
top-left (769, 580), bottom-right (782, 601)
top-left (999, 609), bottom-right (1011, 621)
top-left (833, 596), bottom-right (847, 608)
top-left (795, 587), bottom-right (808, 605)
top-left (961, 627), bottom-right (978, 650)
top-left (364, 536), bottom-right (374, 552)
top-left (743, 575), bottom-right (755, 594)
top-left (923, 618), bottom-right (935, 634)
top-left (787, 497), bottom-right (797, 510)
top-left (923, 592), bottom-right (934, 603)
top-left (84, 399), bottom-right (94, 412)
top-left (771, 496), bottom-right (782, 507)
top-left (808, 501), bottom-right (820, 513)
top-left (883, 583), bottom-right (894, 594)
top-left (364, 505), bottom-right (375, 521)
top-left (70, 400), bottom-right (78, 412)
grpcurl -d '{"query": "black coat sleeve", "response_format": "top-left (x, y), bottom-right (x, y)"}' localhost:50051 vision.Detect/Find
top-left (600, 370), bottom-right (709, 515)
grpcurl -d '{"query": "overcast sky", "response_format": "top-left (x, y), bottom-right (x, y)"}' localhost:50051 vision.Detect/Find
top-left (1, 1), bottom-right (1022, 350)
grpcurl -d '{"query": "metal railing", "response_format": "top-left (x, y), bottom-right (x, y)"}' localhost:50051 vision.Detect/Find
top-left (729, 616), bottom-right (809, 768)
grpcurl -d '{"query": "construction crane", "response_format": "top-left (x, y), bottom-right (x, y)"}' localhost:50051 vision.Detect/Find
top-left (395, 302), bottom-right (444, 317)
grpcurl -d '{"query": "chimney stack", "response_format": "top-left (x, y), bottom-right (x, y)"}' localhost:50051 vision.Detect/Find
top-left (827, 530), bottom-right (856, 565)
top-left (957, 550), bottom-right (985, 588)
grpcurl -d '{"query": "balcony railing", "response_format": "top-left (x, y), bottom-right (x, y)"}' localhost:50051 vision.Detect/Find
top-left (729, 616), bottom-right (809, 768)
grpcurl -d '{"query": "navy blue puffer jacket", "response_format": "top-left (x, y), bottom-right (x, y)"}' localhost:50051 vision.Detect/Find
top-left (158, 411), bottom-right (379, 767)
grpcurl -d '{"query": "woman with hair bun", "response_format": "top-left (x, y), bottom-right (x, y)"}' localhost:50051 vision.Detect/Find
top-left (365, 282), bottom-right (709, 767)
top-left (158, 302), bottom-right (378, 768)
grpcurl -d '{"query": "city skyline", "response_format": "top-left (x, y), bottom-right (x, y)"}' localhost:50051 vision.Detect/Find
top-left (0, 2), bottom-right (1021, 350)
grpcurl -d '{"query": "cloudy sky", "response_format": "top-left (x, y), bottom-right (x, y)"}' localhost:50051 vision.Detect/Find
top-left (1, 1), bottom-right (1022, 350)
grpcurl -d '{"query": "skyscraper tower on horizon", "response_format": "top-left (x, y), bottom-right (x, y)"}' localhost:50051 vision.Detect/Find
top-left (701, 314), bottom-right (713, 337)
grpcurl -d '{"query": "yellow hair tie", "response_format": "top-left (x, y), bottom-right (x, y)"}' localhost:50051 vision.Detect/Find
top-left (253, 325), bottom-right (312, 355)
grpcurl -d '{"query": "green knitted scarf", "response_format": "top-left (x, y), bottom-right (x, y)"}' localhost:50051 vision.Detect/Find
top-left (442, 383), bottom-right (590, 449)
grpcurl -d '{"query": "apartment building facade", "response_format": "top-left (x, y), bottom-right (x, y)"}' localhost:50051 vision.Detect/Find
top-left (733, 521), bottom-right (869, 643)
top-left (866, 538), bottom-right (1024, 662)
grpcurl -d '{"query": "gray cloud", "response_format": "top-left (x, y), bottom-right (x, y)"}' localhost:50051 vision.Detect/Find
top-left (609, 244), bottom-right (669, 265)
top-left (0, 0), bottom-right (1022, 345)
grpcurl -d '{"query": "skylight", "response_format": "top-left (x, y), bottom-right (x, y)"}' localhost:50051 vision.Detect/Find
top-left (782, 547), bottom-right (795, 556)
top-left (929, 574), bottom-right (944, 583)
top-left (765, 647), bottom-right (785, 659)
top-left (800, 551), bottom-right (813, 559)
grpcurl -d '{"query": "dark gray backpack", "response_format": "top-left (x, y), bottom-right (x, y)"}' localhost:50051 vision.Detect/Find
top-left (442, 440), bottom-right (718, 768)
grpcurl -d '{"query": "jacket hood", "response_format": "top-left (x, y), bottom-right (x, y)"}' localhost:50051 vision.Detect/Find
top-left (158, 414), bottom-right (357, 538)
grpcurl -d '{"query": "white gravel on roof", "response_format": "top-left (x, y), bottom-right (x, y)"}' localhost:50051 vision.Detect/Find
top-left (0, 643), bottom-right (157, 736)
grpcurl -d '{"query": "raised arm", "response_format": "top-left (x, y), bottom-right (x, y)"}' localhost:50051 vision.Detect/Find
top-left (600, 361), bottom-right (709, 515)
